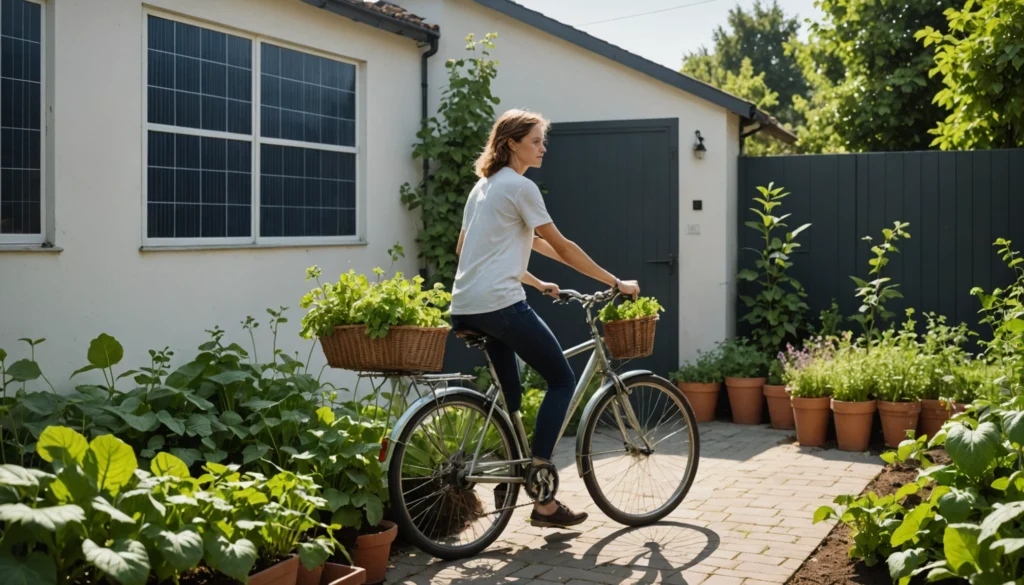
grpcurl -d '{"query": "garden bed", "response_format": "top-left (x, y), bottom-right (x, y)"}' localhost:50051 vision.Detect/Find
top-left (786, 449), bottom-right (950, 585)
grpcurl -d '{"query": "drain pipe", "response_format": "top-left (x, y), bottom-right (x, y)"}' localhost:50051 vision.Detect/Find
top-left (419, 37), bottom-right (439, 280)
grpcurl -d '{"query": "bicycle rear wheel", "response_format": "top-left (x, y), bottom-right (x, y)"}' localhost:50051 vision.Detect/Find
top-left (579, 374), bottom-right (700, 526)
top-left (387, 392), bottom-right (522, 560)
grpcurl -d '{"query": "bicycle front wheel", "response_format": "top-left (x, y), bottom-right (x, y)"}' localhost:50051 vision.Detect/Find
top-left (387, 392), bottom-right (522, 560)
top-left (579, 374), bottom-right (700, 526)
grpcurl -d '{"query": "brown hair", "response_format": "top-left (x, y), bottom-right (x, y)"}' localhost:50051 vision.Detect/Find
top-left (474, 109), bottom-right (550, 178)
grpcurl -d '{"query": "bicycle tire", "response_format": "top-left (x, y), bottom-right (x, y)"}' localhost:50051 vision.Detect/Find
top-left (387, 392), bottom-right (522, 560)
top-left (579, 373), bottom-right (700, 526)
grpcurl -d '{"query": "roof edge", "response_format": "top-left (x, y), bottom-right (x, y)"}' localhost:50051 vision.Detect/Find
top-left (472, 0), bottom-right (797, 144)
top-left (302, 0), bottom-right (440, 43)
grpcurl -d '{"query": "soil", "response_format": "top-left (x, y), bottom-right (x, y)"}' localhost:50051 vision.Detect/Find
top-left (174, 566), bottom-right (237, 585)
top-left (784, 449), bottom-right (951, 585)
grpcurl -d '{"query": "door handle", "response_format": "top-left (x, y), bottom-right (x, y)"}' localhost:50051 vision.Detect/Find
top-left (645, 253), bottom-right (676, 274)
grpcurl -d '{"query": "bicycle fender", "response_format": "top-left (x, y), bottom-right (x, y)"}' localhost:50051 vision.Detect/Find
top-left (573, 369), bottom-right (653, 477)
top-left (381, 386), bottom-right (517, 468)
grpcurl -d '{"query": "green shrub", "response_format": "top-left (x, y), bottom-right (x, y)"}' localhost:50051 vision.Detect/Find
top-left (829, 345), bottom-right (874, 402)
top-left (669, 347), bottom-right (724, 384)
top-left (716, 337), bottom-right (770, 379)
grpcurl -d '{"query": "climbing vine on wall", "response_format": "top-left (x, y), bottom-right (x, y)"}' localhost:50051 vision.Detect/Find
top-left (400, 33), bottom-right (501, 288)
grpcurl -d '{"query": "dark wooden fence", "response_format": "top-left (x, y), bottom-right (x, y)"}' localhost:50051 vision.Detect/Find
top-left (737, 149), bottom-right (1024, 340)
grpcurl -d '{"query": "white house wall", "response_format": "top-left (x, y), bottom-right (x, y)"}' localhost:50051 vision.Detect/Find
top-left (404, 0), bottom-right (740, 365)
top-left (0, 0), bottom-right (424, 390)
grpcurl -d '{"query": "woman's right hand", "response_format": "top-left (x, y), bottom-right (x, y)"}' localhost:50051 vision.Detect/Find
top-left (615, 278), bottom-right (640, 299)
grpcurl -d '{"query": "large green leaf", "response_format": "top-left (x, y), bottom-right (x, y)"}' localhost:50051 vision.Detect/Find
top-left (1001, 410), bottom-right (1024, 446)
top-left (364, 493), bottom-right (384, 526)
top-left (991, 538), bottom-right (1024, 556)
top-left (83, 538), bottom-right (150, 585)
top-left (204, 534), bottom-right (258, 582)
top-left (944, 524), bottom-right (981, 574)
top-left (185, 414), bottom-right (213, 438)
top-left (145, 527), bottom-right (203, 571)
top-left (105, 409), bottom-right (160, 433)
top-left (0, 464), bottom-right (40, 488)
top-left (937, 488), bottom-right (977, 523)
top-left (324, 488), bottom-right (349, 512)
top-left (0, 503), bottom-right (85, 531)
top-left (156, 411), bottom-right (186, 435)
top-left (887, 547), bottom-right (927, 583)
top-left (945, 422), bottom-right (1001, 478)
top-left (0, 551), bottom-right (57, 585)
top-left (92, 497), bottom-right (136, 524)
top-left (36, 426), bottom-right (88, 464)
top-left (298, 538), bottom-right (333, 570)
top-left (150, 453), bottom-right (190, 479)
top-left (208, 370), bottom-right (251, 386)
top-left (86, 334), bottom-right (124, 369)
top-left (979, 501), bottom-right (1024, 543)
top-left (82, 434), bottom-right (137, 496)
top-left (892, 503), bottom-right (934, 546)
top-left (164, 360), bottom-right (206, 389)
top-left (242, 443), bottom-right (271, 464)
top-left (7, 360), bottom-right (41, 382)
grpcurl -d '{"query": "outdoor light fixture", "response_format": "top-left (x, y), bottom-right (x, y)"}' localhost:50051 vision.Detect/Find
top-left (693, 130), bottom-right (707, 160)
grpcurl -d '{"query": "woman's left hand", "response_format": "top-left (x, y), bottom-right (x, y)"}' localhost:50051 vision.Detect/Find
top-left (537, 281), bottom-right (560, 299)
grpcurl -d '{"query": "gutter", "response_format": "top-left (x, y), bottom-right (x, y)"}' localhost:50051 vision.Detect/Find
top-left (421, 36), bottom-right (439, 203)
top-left (303, 0), bottom-right (440, 44)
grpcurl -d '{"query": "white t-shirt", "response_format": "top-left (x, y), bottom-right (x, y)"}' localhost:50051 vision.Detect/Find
top-left (450, 166), bottom-right (553, 315)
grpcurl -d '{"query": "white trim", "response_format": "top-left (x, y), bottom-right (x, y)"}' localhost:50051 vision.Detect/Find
top-left (259, 136), bottom-right (357, 154)
top-left (0, 0), bottom-right (46, 246)
top-left (141, 7), bottom-right (365, 249)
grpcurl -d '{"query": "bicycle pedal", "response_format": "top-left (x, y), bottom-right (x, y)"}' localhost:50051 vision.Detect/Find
top-left (525, 462), bottom-right (559, 505)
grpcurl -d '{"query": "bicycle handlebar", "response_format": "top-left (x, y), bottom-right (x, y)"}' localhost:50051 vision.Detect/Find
top-left (555, 287), bottom-right (618, 305)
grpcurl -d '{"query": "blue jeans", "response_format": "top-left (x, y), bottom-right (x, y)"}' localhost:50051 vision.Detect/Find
top-left (451, 300), bottom-right (576, 462)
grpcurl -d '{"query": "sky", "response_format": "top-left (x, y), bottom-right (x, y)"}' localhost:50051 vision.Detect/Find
top-left (512, 0), bottom-right (823, 71)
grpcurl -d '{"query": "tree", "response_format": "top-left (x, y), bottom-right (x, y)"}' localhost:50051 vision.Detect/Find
top-left (711, 0), bottom-right (807, 128)
top-left (682, 51), bottom-right (781, 155)
top-left (400, 34), bottom-right (500, 288)
top-left (793, 0), bottom-right (956, 152)
top-left (917, 0), bottom-right (1024, 150)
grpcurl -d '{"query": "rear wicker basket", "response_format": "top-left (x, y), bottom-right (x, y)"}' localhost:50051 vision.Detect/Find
top-left (602, 315), bottom-right (658, 359)
top-left (319, 324), bottom-right (449, 372)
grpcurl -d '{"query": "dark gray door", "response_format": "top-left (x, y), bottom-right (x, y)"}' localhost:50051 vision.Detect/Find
top-left (523, 118), bottom-right (679, 378)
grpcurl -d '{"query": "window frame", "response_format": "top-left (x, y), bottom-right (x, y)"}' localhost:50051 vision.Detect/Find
top-left (141, 8), bottom-right (365, 249)
top-left (0, 0), bottom-right (46, 247)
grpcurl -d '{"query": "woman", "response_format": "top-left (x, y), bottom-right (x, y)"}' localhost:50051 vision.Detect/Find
top-left (450, 108), bottom-right (640, 528)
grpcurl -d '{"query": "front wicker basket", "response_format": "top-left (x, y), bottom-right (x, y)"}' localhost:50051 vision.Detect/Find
top-left (602, 315), bottom-right (658, 359)
top-left (319, 324), bottom-right (449, 372)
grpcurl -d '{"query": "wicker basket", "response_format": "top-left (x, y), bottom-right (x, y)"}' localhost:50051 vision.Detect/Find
top-left (602, 315), bottom-right (658, 359)
top-left (318, 324), bottom-right (449, 372)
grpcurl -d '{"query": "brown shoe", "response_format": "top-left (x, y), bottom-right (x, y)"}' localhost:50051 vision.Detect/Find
top-left (529, 500), bottom-right (588, 528)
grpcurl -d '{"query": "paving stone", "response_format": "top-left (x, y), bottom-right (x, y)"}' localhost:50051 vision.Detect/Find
top-left (387, 421), bottom-right (882, 585)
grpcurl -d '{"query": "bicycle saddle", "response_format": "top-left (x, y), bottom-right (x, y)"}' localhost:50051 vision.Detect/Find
top-left (454, 329), bottom-right (489, 348)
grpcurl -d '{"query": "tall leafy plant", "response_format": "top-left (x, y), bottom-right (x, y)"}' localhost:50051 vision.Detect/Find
top-left (400, 33), bottom-right (501, 287)
top-left (738, 182), bottom-right (811, 355)
top-left (971, 238), bottom-right (1024, 392)
top-left (850, 221), bottom-right (911, 345)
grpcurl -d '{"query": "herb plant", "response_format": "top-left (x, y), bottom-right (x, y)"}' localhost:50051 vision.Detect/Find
top-left (850, 221), bottom-right (911, 344)
top-left (300, 246), bottom-right (452, 341)
top-left (737, 182), bottom-right (812, 355)
top-left (669, 348), bottom-right (724, 384)
top-left (597, 296), bottom-right (664, 323)
top-left (716, 337), bottom-right (770, 379)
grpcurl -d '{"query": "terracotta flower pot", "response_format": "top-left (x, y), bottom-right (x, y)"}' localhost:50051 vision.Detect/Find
top-left (250, 555), bottom-right (299, 585)
top-left (918, 399), bottom-right (954, 440)
top-left (877, 400), bottom-right (922, 448)
top-left (764, 384), bottom-right (794, 429)
top-left (677, 382), bottom-right (720, 422)
top-left (791, 396), bottom-right (830, 447)
top-left (831, 399), bottom-right (876, 452)
top-left (297, 564), bottom-right (324, 585)
top-left (323, 564), bottom-right (367, 585)
top-left (725, 377), bottom-right (767, 425)
top-left (353, 520), bottom-right (398, 584)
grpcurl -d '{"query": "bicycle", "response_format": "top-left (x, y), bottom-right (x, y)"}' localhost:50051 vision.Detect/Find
top-left (380, 287), bottom-right (701, 561)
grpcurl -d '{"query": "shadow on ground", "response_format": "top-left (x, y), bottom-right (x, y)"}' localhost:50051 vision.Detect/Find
top-left (390, 521), bottom-right (720, 584)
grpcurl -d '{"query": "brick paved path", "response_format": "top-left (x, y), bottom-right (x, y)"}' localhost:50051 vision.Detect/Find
top-left (385, 422), bottom-right (882, 584)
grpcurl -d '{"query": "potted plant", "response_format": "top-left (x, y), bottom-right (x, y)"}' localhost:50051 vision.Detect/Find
top-left (291, 406), bottom-right (395, 585)
top-left (784, 339), bottom-right (835, 446)
top-left (300, 245), bottom-right (452, 373)
top-left (763, 353), bottom-right (794, 430)
top-left (828, 343), bottom-right (876, 452)
top-left (718, 337), bottom-right (770, 424)
top-left (918, 313), bottom-right (975, 438)
top-left (668, 346), bottom-right (723, 422)
top-left (597, 296), bottom-right (664, 359)
top-left (873, 345), bottom-right (925, 448)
